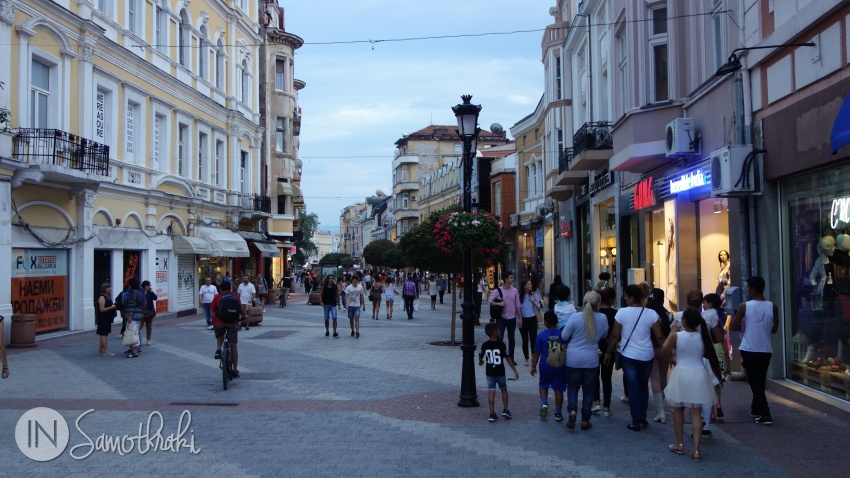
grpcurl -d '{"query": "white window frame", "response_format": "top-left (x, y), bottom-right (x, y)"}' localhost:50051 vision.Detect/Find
top-left (155, 6), bottom-right (166, 53)
top-left (125, 101), bottom-right (139, 163)
top-left (648, 5), bottom-right (669, 103)
top-left (275, 58), bottom-right (286, 91)
top-left (30, 59), bottom-right (51, 129)
top-left (152, 111), bottom-right (169, 172)
top-left (556, 129), bottom-right (564, 156)
top-left (616, 27), bottom-right (628, 118)
top-left (177, 123), bottom-right (188, 177)
top-left (215, 137), bottom-right (225, 186)
top-left (555, 55), bottom-right (562, 100)
top-left (240, 59), bottom-right (251, 104)
top-left (240, 150), bottom-right (249, 194)
top-left (199, 27), bottom-right (209, 81)
top-left (494, 182), bottom-right (502, 215)
top-left (198, 131), bottom-right (208, 182)
top-left (126, 0), bottom-right (142, 37)
top-left (709, 1), bottom-right (725, 74)
top-left (275, 117), bottom-right (286, 152)
top-left (178, 11), bottom-right (190, 67)
top-left (402, 193), bottom-right (409, 209)
top-left (94, 75), bottom-right (118, 155)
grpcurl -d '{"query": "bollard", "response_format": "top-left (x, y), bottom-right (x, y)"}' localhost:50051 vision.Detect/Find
top-left (9, 314), bottom-right (37, 348)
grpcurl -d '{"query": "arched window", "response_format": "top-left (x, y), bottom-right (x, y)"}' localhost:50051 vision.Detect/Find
top-left (178, 10), bottom-right (190, 67)
top-left (215, 38), bottom-right (225, 89)
top-left (199, 26), bottom-right (208, 81)
top-left (241, 59), bottom-right (250, 104)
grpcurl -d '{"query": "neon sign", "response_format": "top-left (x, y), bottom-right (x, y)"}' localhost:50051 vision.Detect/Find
top-left (634, 177), bottom-right (655, 210)
top-left (832, 197), bottom-right (850, 229)
top-left (669, 169), bottom-right (710, 194)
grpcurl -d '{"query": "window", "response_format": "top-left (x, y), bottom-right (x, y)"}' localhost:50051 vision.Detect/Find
top-left (241, 60), bottom-right (250, 104)
top-left (240, 151), bottom-right (248, 193)
top-left (199, 27), bottom-right (208, 81)
top-left (527, 164), bottom-right (536, 197)
top-left (649, 6), bottom-right (669, 102)
top-left (401, 165), bottom-right (408, 182)
top-left (30, 60), bottom-right (49, 128)
top-left (275, 59), bottom-right (286, 91)
top-left (125, 102), bottom-right (138, 163)
top-left (277, 187), bottom-right (286, 214)
top-left (215, 39), bottom-right (225, 89)
top-left (275, 118), bottom-right (286, 152)
top-left (709, 0), bottom-right (725, 73)
top-left (178, 124), bottom-right (187, 176)
top-left (178, 11), bottom-right (190, 67)
top-left (215, 139), bottom-right (224, 186)
top-left (153, 114), bottom-right (165, 171)
top-left (616, 29), bottom-right (628, 117)
top-left (494, 182), bottom-right (502, 215)
top-left (128, 0), bottom-right (139, 36)
top-left (601, 69), bottom-right (610, 120)
top-left (155, 7), bottom-right (166, 53)
top-left (555, 55), bottom-right (562, 100)
top-left (402, 193), bottom-right (409, 209)
top-left (557, 129), bottom-right (564, 156)
top-left (198, 132), bottom-right (207, 181)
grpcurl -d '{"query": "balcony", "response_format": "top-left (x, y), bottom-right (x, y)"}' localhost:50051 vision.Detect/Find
top-left (393, 180), bottom-right (418, 195)
top-left (12, 128), bottom-right (110, 184)
top-left (240, 193), bottom-right (272, 218)
top-left (392, 153), bottom-right (419, 169)
top-left (556, 148), bottom-right (587, 185)
top-left (393, 208), bottom-right (418, 219)
top-left (569, 121), bottom-right (613, 171)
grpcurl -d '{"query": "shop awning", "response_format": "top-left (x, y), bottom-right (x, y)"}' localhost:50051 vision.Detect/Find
top-left (195, 227), bottom-right (250, 258)
top-left (253, 241), bottom-right (282, 258)
top-left (278, 182), bottom-right (293, 195)
top-left (831, 94), bottom-right (850, 154)
top-left (172, 235), bottom-right (214, 255)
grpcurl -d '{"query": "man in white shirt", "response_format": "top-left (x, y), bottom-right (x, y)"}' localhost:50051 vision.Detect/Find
top-left (198, 277), bottom-right (218, 331)
top-left (237, 276), bottom-right (256, 330)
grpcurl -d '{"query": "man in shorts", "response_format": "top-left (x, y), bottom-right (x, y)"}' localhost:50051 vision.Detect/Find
top-left (237, 275), bottom-right (256, 330)
top-left (211, 281), bottom-right (240, 378)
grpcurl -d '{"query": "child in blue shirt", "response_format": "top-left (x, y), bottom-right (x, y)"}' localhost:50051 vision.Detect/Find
top-left (531, 311), bottom-right (568, 421)
top-left (553, 284), bottom-right (577, 329)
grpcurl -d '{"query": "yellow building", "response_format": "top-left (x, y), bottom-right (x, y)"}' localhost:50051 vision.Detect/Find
top-left (0, 0), bottom-right (285, 336)
top-left (339, 203), bottom-right (364, 255)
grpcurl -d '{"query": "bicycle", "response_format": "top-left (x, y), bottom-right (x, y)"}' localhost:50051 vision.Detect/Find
top-left (220, 329), bottom-right (233, 390)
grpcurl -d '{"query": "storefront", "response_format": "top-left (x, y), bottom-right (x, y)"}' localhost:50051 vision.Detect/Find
top-left (589, 171), bottom-right (618, 292)
top-left (11, 248), bottom-right (69, 334)
top-left (781, 165), bottom-right (850, 401)
top-left (620, 161), bottom-right (732, 311)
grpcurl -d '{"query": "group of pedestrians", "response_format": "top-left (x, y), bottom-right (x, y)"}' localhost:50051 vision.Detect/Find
top-left (479, 272), bottom-right (779, 463)
top-left (318, 272), bottom-right (401, 338)
top-left (95, 276), bottom-right (157, 358)
top-left (199, 274), bottom-right (269, 331)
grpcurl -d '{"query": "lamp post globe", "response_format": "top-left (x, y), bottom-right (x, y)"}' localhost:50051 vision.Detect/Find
top-left (453, 95), bottom-right (481, 408)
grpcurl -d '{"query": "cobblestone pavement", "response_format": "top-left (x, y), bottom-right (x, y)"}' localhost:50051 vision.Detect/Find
top-left (1, 290), bottom-right (849, 477)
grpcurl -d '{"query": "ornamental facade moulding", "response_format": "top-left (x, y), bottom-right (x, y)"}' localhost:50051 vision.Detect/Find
top-left (0, 0), bottom-right (14, 26)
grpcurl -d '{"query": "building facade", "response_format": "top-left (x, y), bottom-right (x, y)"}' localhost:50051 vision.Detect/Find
top-left (0, 0), bottom-right (285, 338)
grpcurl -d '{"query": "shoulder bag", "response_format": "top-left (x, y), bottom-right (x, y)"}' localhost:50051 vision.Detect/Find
top-left (489, 287), bottom-right (504, 323)
top-left (615, 307), bottom-right (644, 370)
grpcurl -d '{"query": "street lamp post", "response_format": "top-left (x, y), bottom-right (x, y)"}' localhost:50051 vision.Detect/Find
top-left (453, 95), bottom-right (481, 408)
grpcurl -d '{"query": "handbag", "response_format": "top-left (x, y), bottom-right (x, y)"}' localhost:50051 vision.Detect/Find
top-left (489, 287), bottom-right (504, 323)
top-left (533, 295), bottom-right (544, 323)
top-left (413, 300), bottom-right (420, 312)
top-left (546, 342), bottom-right (566, 367)
top-left (615, 307), bottom-right (644, 370)
top-left (122, 327), bottom-right (139, 346)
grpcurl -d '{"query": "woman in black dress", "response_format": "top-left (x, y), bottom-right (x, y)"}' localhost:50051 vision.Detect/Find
top-left (96, 283), bottom-right (119, 356)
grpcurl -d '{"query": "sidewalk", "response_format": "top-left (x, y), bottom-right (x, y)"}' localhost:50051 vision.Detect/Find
top-left (0, 292), bottom-right (848, 477)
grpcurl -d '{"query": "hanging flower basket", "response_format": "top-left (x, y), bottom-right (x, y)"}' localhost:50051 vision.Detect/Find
top-left (433, 211), bottom-right (504, 257)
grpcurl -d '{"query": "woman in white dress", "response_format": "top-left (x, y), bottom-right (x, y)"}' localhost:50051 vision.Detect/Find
top-left (662, 307), bottom-right (723, 462)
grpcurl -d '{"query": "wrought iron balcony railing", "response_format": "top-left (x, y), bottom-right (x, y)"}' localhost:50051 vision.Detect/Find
top-left (558, 147), bottom-right (575, 174)
top-left (14, 128), bottom-right (110, 176)
top-left (241, 193), bottom-right (272, 214)
top-left (572, 121), bottom-right (613, 157)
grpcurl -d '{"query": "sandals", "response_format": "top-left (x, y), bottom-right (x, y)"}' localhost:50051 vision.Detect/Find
top-left (126, 351), bottom-right (139, 358)
top-left (669, 444), bottom-right (684, 455)
top-left (690, 450), bottom-right (702, 462)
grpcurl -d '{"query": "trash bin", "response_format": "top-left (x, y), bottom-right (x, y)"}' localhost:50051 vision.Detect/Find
top-left (9, 314), bottom-right (37, 348)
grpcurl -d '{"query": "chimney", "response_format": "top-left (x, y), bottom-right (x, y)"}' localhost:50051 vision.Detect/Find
top-left (279, 7), bottom-right (285, 30)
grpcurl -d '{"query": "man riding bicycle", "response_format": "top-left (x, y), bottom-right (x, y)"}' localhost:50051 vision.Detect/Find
top-left (211, 281), bottom-right (240, 378)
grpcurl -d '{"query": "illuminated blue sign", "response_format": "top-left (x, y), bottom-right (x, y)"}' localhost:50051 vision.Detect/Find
top-left (669, 169), bottom-right (710, 194)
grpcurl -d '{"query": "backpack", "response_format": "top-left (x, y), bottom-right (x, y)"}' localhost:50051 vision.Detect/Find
top-left (217, 293), bottom-right (242, 322)
top-left (489, 287), bottom-right (504, 323)
top-left (546, 340), bottom-right (566, 367)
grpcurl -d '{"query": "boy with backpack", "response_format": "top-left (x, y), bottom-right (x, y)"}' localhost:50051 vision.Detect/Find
top-left (479, 322), bottom-right (519, 422)
top-left (531, 311), bottom-right (568, 421)
top-left (211, 281), bottom-right (241, 378)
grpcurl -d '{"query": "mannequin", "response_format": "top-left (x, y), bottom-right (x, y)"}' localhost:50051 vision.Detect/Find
top-left (804, 236), bottom-right (838, 362)
top-left (716, 250), bottom-right (731, 299)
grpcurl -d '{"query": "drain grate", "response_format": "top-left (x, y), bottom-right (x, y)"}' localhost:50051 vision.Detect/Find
top-left (169, 402), bottom-right (240, 407)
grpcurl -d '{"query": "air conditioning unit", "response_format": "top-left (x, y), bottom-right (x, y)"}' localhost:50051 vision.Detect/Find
top-left (509, 214), bottom-right (519, 227)
top-left (536, 205), bottom-right (549, 217)
top-left (710, 145), bottom-right (760, 197)
top-left (665, 118), bottom-right (697, 157)
top-left (545, 197), bottom-right (555, 209)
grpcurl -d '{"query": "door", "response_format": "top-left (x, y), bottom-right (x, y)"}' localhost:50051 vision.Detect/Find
top-left (177, 255), bottom-right (196, 311)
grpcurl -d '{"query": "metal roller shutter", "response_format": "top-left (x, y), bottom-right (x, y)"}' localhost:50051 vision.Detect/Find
top-left (177, 255), bottom-right (196, 312)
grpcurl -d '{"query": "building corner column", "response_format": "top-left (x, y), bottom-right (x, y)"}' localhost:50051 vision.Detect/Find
top-left (0, 178), bottom-right (12, 343)
top-left (70, 186), bottom-right (97, 331)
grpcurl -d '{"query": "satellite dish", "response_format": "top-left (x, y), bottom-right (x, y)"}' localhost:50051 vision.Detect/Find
top-left (375, 189), bottom-right (386, 197)
top-left (490, 123), bottom-right (504, 134)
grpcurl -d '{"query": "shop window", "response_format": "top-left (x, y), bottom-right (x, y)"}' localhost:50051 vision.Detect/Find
top-left (783, 169), bottom-right (850, 401)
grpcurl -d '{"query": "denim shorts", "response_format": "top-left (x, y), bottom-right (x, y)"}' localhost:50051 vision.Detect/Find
top-left (486, 375), bottom-right (507, 390)
top-left (323, 304), bottom-right (337, 321)
top-left (348, 306), bottom-right (361, 319)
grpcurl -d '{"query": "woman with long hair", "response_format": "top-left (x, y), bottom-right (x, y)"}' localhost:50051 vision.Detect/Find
top-left (662, 307), bottom-right (722, 461)
top-left (384, 277), bottom-right (396, 320)
top-left (603, 284), bottom-right (665, 432)
top-left (96, 283), bottom-right (119, 356)
top-left (519, 278), bottom-right (543, 366)
top-left (561, 291), bottom-right (609, 430)
top-left (370, 277), bottom-right (384, 319)
top-left (647, 288), bottom-right (672, 424)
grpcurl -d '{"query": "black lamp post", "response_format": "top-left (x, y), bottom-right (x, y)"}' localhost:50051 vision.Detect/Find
top-left (453, 95), bottom-right (481, 408)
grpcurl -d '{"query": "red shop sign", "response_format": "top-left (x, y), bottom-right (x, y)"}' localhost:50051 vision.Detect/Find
top-left (634, 177), bottom-right (655, 210)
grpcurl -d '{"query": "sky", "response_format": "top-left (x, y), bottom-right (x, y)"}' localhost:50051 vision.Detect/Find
top-left (282, 0), bottom-right (554, 233)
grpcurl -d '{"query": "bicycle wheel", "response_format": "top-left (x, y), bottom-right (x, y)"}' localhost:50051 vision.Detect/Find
top-left (221, 343), bottom-right (230, 390)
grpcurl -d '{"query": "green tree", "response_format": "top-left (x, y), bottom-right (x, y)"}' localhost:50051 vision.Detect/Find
top-left (340, 256), bottom-right (355, 269)
top-left (293, 211), bottom-right (319, 264)
top-left (362, 239), bottom-right (397, 269)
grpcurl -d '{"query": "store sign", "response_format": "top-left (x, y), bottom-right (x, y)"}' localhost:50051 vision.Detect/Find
top-left (669, 169), bottom-right (710, 194)
top-left (831, 196), bottom-right (850, 228)
top-left (11, 249), bottom-right (68, 333)
top-left (590, 170), bottom-right (614, 196)
top-left (155, 252), bottom-right (170, 314)
top-left (634, 177), bottom-right (656, 210)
